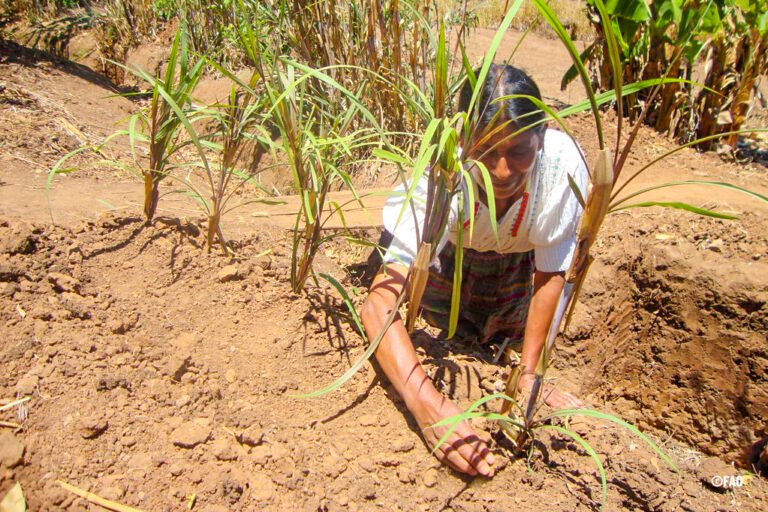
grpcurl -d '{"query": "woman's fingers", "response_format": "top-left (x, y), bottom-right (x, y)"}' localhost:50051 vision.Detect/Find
top-left (518, 376), bottom-right (583, 410)
top-left (541, 387), bottom-right (583, 409)
top-left (427, 422), bottom-right (495, 477)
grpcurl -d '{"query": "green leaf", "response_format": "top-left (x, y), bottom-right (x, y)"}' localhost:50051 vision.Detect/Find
top-left (534, 0), bottom-right (604, 149)
top-left (538, 425), bottom-right (608, 511)
top-left (593, 0), bottom-right (624, 153)
top-left (567, 173), bottom-right (586, 209)
top-left (611, 179), bottom-right (768, 209)
top-left (430, 393), bottom-right (519, 453)
top-left (372, 148), bottom-right (410, 167)
top-left (758, 11), bottom-right (768, 35)
top-left (458, 39), bottom-right (476, 91)
top-left (448, 196), bottom-right (464, 338)
top-left (469, 160), bottom-right (498, 244)
top-left (561, 43), bottom-right (595, 91)
top-left (544, 408), bottom-right (679, 472)
top-left (612, 201), bottom-right (737, 219)
top-left (602, 0), bottom-right (651, 21)
top-left (467, 0), bottom-right (526, 119)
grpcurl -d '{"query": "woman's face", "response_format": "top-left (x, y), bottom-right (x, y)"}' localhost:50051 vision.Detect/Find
top-left (468, 126), bottom-right (542, 200)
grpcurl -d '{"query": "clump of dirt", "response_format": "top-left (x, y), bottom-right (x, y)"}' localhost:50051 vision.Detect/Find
top-left (568, 211), bottom-right (768, 467)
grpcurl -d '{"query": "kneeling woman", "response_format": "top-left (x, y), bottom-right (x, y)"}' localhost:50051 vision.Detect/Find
top-left (361, 65), bottom-right (587, 477)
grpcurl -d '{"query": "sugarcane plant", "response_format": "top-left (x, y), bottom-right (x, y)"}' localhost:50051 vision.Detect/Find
top-left (46, 25), bottom-right (203, 223)
top-left (182, 73), bottom-right (281, 253)
top-left (129, 26), bottom-right (204, 223)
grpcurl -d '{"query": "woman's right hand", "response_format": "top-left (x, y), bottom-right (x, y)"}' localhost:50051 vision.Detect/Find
top-left (361, 265), bottom-right (495, 478)
top-left (411, 391), bottom-right (496, 477)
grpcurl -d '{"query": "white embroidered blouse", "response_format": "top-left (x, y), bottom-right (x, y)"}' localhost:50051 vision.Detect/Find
top-left (382, 129), bottom-right (589, 273)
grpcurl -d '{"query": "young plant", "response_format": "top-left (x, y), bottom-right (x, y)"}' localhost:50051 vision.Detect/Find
top-left (122, 26), bottom-right (205, 223)
top-left (433, 392), bottom-right (679, 511)
top-left (185, 77), bottom-right (280, 253)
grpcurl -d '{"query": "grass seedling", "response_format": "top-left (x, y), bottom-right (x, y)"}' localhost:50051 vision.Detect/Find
top-left (123, 25), bottom-right (205, 223)
top-left (186, 75), bottom-right (280, 253)
top-left (48, 23), bottom-right (207, 224)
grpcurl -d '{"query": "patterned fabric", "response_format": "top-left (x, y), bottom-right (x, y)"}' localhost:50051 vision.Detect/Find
top-left (419, 242), bottom-right (534, 349)
top-left (382, 129), bottom-right (589, 273)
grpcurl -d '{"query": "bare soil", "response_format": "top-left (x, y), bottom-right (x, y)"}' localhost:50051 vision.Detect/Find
top-left (2, 28), bottom-right (768, 511)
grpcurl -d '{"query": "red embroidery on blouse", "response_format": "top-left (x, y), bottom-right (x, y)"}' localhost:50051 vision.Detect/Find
top-left (511, 191), bottom-right (529, 237)
top-left (462, 202), bottom-right (480, 230)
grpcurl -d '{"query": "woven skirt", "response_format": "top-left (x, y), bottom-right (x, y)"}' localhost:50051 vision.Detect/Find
top-left (419, 242), bottom-right (535, 350)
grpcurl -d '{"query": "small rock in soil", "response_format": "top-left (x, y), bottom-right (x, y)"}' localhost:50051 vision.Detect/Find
top-left (211, 437), bottom-right (238, 461)
top-left (397, 466), bottom-right (415, 484)
top-left (169, 463), bottom-right (184, 477)
top-left (108, 311), bottom-right (139, 334)
top-left (236, 425), bottom-right (263, 447)
top-left (15, 372), bottom-right (39, 395)
top-left (0, 262), bottom-right (25, 281)
top-left (358, 414), bottom-right (378, 427)
top-left (392, 437), bottom-right (415, 453)
top-left (171, 418), bottom-right (212, 448)
top-left (57, 292), bottom-right (92, 319)
top-left (423, 467), bottom-right (439, 488)
top-left (1, 231), bottom-right (36, 255)
top-left (99, 486), bottom-right (125, 501)
top-left (221, 478), bottom-right (244, 505)
top-left (705, 239), bottom-right (724, 252)
top-left (47, 272), bottom-right (81, 293)
top-left (0, 432), bottom-right (25, 468)
top-left (0, 281), bottom-right (18, 297)
top-left (357, 456), bottom-right (375, 473)
top-left (250, 472), bottom-right (275, 502)
top-left (166, 355), bottom-right (192, 382)
top-left (251, 445), bottom-right (272, 466)
top-left (78, 414), bottom-right (108, 439)
top-left (96, 374), bottom-right (131, 392)
top-left (351, 475), bottom-right (377, 501)
top-left (322, 453), bottom-right (346, 478)
top-left (218, 264), bottom-right (241, 283)
top-left (172, 332), bottom-right (199, 351)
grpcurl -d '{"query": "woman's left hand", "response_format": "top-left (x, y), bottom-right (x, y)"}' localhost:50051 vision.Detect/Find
top-left (517, 373), bottom-right (583, 410)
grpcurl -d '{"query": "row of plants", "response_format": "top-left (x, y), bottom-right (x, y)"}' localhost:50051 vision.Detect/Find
top-left (571, 0), bottom-right (768, 150)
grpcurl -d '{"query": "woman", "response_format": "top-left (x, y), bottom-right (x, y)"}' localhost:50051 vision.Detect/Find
top-left (360, 64), bottom-right (587, 477)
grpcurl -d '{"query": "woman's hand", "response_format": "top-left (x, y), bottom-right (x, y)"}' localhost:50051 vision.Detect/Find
top-left (361, 264), bottom-right (495, 478)
top-left (412, 391), bottom-right (496, 477)
top-left (517, 373), bottom-right (582, 410)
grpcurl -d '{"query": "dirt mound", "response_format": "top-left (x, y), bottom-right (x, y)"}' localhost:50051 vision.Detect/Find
top-left (569, 211), bottom-right (768, 467)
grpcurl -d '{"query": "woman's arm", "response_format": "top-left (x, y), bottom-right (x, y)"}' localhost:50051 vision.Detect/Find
top-left (517, 270), bottom-right (582, 409)
top-left (360, 264), bottom-right (496, 477)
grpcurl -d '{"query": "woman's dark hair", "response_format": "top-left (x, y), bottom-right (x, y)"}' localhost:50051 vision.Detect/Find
top-left (458, 64), bottom-right (544, 132)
